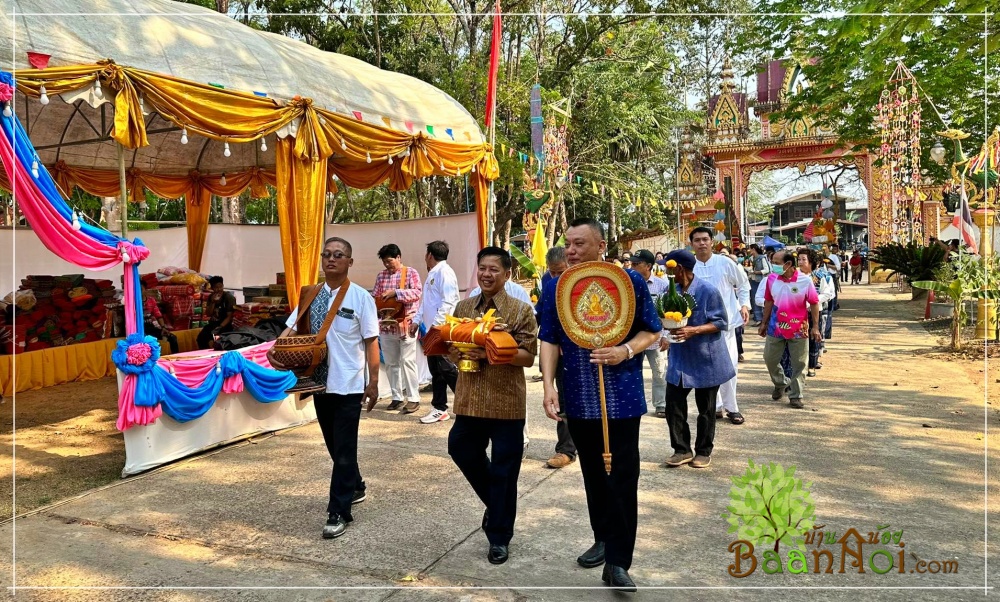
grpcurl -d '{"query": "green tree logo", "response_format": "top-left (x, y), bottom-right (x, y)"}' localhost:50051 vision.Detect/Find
top-left (723, 459), bottom-right (817, 552)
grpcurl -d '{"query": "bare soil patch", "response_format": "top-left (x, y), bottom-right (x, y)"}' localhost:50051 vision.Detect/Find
top-left (0, 376), bottom-right (122, 519)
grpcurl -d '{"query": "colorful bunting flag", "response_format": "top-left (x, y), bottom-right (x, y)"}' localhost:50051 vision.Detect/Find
top-left (611, 189), bottom-right (619, 199)
top-left (405, 121), bottom-right (414, 132)
top-left (253, 91), bottom-right (267, 97)
top-left (382, 116), bottom-right (392, 128)
top-left (426, 125), bottom-right (436, 136)
top-left (445, 128), bottom-right (454, 140)
top-left (26, 51), bottom-right (50, 70)
top-left (501, 143), bottom-right (508, 155)
top-left (464, 131), bottom-right (472, 141)
top-left (353, 111), bottom-right (363, 121)
top-left (591, 180), bottom-right (598, 194)
top-left (208, 82), bottom-right (225, 89)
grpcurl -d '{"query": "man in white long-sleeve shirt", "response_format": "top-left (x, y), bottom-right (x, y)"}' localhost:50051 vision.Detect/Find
top-left (408, 240), bottom-right (460, 423)
top-left (690, 227), bottom-right (751, 425)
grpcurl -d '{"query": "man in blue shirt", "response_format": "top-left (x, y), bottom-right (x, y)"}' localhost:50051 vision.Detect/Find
top-left (538, 218), bottom-right (662, 593)
top-left (662, 250), bottom-right (735, 470)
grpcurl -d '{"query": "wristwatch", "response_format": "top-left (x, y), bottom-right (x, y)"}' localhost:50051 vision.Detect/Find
top-left (623, 343), bottom-right (634, 360)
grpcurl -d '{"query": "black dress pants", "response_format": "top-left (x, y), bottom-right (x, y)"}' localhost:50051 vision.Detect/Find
top-left (314, 393), bottom-right (366, 519)
top-left (448, 415), bottom-right (525, 546)
top-left (665, 382), bottom-right (719, 457)
top-left (553, 357), bottom-right (576, 458)
top-left (427, 354), bottom-right (458, 411)
top-left (567, 416), bottom-right (641, 570)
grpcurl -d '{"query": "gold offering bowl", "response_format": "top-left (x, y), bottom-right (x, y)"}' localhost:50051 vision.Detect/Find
top-left (451, 342), bottom-right (483, 372)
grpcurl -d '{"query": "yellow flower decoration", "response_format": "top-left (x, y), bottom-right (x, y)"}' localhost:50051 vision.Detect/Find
top-left (665, 259), bottom-right (677, 269)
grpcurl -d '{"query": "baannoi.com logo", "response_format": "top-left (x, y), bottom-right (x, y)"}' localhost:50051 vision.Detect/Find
top-left (722, 459), bottom-right (958, 577)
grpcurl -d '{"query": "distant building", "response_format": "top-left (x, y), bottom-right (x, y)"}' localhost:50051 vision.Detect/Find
top-left (767, 190), bottom-right (868, 246)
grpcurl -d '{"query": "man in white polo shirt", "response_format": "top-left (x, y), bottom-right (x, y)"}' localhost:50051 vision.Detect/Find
top-left (690, 227), bottom-right (751, 425)
top-left (268, 236), bottom-right (379, 540)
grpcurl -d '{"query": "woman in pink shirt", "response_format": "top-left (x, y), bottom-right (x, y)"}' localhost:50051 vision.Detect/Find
top-left (757, 249), bottom-right (821, 408)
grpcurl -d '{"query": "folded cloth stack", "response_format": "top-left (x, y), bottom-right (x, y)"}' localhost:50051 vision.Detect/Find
top-left (422, 309), bottom-right (519, 364)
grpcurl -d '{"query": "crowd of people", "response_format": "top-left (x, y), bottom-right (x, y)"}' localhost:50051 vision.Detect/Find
top-left (262, 220), bottom-right (853, 593)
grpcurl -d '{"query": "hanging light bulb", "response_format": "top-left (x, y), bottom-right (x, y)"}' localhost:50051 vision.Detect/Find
top-left (215, 363), bottom-right (222, 375)
top-left (71, 210), bottom-right (82, 231)
top-left (440, 160), bottom-right (445, 171)
top-left (2, 102), bottom-right (11, 117)
top-left (121, 249), bottom-right (131, 263)
top-left (404, 148), bottom-right (411, 157)
top-left (223, 141), bottom-right (231, 157)
top-left (39, 84), bottom-right (49, 106)
top-left (180, 127), bottom-right (188, 145)
top-left (31, 159), bottom-right (39, 178)
top-left (94, 78), bottom-right (103, 99)
top-left (260, 137), bottom-right (267, 152)
top-left (220, 172), bottom-right (227, 186)
top-left (472, 164), bottom-right (476, 173)
top-left (340, 138), bottom-right (347, 150)
top-left (387, 155), bottom-right (393, 165)
top-left (366, 151), bottom-right (372, 164)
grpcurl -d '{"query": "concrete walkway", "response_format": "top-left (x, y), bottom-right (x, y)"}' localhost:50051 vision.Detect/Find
top-left (1, 284), bottom-right (996, 601)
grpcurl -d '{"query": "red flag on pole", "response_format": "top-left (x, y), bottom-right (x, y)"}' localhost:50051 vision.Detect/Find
top-left (484, 0), bottom-right (502, 129)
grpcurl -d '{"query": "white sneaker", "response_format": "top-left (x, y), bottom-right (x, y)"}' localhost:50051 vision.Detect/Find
top-left (419, 409), bottom-right (450, 424)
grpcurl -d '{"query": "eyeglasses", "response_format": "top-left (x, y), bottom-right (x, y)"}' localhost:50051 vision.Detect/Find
top-left (321, 251), bottom-right (351, 260)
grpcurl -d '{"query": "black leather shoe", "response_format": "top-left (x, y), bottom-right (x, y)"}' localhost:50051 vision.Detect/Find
top-left (602, 563), bottom-right (637, 592)
top-left (488, 544), bottom-right (509, 565)
top-left (386, 399), bottom-right (404, 411)
top-left (322, 514), bottom-right (348, 539)
top-left (576, 541), bottom-right (606, 568)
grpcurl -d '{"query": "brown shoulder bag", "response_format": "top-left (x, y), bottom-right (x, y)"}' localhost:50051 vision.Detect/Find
top-left (271, 280), bottom-right (351, 377)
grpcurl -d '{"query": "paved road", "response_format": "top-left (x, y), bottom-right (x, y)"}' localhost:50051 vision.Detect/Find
top-left (1, 284), bottom-right (995, 601)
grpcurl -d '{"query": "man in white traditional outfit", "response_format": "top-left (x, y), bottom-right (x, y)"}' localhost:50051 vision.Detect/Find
top-left (689, 227), bottom-right (751, 425)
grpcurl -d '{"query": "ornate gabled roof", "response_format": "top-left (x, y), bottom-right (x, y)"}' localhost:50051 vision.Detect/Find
top-left (706, 58), bottom-right (748, 144)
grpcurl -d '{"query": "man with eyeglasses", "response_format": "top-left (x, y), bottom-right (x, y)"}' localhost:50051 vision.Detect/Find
top-left (268, 237), bottom-right (379, 540)
top-left (408, 240), bottom-right (460, 422)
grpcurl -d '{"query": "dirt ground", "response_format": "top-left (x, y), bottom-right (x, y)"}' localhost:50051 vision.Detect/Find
top-left (1, 282), bottom-right (997, 522)
top-left (0, 376), bottom-right (123, 519)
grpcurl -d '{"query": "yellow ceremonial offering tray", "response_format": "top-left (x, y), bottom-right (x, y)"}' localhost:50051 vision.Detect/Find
top-left (451, 342), bottom-right (483, 372)
top-left (555, 261), bottom-right (636, 474)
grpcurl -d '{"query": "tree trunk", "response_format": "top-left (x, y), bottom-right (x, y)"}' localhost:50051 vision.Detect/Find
top-left (502, 219), bottom-right (512, 250)
top-left (343, 186), bottom-right (359, 222)
top-left (326, 191), bottom-right (339, 224)
top-left (546, 198), bottom-right (560, 247)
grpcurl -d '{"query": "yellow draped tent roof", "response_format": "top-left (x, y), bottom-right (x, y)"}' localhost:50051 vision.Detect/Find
top-left (0, 0), bottom-right (487, 175)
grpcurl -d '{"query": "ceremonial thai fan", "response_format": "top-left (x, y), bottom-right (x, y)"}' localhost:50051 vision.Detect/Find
top-left (555, 261), bottom-right (635, 474)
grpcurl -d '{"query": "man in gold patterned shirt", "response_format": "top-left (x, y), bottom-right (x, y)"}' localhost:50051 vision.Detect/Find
top-left (447, 246), bottom-right (538, 566)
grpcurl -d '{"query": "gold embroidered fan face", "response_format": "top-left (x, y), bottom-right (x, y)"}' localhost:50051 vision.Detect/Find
top-left (555, 261), bottom-right (636, 350)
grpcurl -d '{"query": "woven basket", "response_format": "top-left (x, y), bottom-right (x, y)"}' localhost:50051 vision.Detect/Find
top-left (271, 334), bottom-right (327, 375)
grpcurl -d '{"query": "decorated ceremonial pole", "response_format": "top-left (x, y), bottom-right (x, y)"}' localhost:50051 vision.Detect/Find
top-left (117, 142), bottom-right (129, 239)
top-left (484, 0), bottom-right (501, 246)
top-left (597, 362), bottom-right (611, 473)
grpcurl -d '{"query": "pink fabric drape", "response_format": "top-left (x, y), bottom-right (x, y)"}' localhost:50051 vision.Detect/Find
top-left (117, 373), bottom-right (163, 431)
top-left (157, 341), bottom-right (276, 394)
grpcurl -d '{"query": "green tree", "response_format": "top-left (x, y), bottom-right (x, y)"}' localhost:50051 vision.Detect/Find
top-left (723, 459), bottom-right (816, 553)
top-left (736, 0), bottom-right (999, 176)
